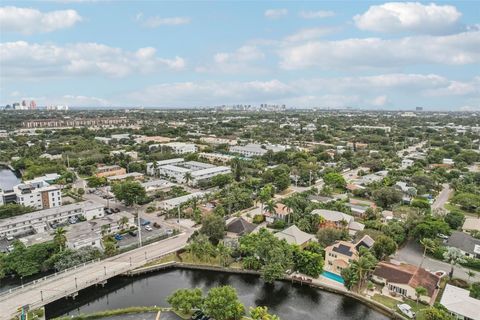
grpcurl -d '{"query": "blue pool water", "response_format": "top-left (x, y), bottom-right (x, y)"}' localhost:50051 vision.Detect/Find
top-left (322, 271), bottom-right (345, 284)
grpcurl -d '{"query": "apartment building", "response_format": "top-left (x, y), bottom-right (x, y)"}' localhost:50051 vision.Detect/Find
top-left (158, 192), bottom-right (206, 211)
top-left (146, 158), bottom-right (184, 175)
top-left (190, 166), bottom-right (231, 185)
top-left (0, 177), bottom-right (62, 210)
top-left (163, 142), bottom-right (197, 154)
top-left (200, 136), bottom-right (237, 146)
top-left (198, 152), bottom-right (235, 164)
top-left (66, 211), bottom-right (134, 250)
top-left (106, 172), bottom-right (144, 183)
top-left (229, 143), bottom-right (289, 158)
top-left (95, 165), bottom-right (127, 178)
top-left (0, 200), bottom-right (104, 237)
top-left (159, 165), bottom-right (191, 183)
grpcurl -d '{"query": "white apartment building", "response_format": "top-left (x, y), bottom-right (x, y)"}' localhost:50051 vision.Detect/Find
top-left (146, 158), bottom-right (184, 175)
top-left (199, 152), bottom-right (235, 164)
top-left (229, 143), bottom-right (289, 158)
top-left (158, 192), bottom-right (206, 211)
top-left (163, 142), bottom-right (197, 154)
top-left (182, 161), bottom-right (215, 171)
top-left (0, 177), bottom-right (63, 210)
top-left (200, 136), bottom-right (237, 146)
top-left (0, 200), bottom-right (104, 238)
top-left (159, 165), bottom-right (191, 183)
top-left (190, 166), bottom-right (231, 185)
top-left (66, 211), bottom-right (134, 250)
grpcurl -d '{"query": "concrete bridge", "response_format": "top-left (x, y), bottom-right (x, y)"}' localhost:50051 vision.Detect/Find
top-left (0, 232), bottom-right (191, 320)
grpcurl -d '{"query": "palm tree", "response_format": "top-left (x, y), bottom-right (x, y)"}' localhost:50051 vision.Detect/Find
top-left (419, 238), bottom-right (437, 268)
top-left (264, 200), bottom-right (276, 218)
top-left (443, 247), bottom-right (466, 279)
top-left (118, 216), bottom-right (129, 230)
top-left (53, 227), bottom-right (67, 251)
top-left (101, 224), bottom-right (109, 236)
top-left (184, 172), bottom-right (193, 185)
top-left (415, 286), bottom-right (427, 306)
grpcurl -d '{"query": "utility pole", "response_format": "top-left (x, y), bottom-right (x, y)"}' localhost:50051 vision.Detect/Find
top-left (177, 205), bottom-right (180, 223)
top-left (136, 198), bottom-right (142, 247)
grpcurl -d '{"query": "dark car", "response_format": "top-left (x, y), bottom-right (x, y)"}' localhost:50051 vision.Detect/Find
top-left (112, 208), bottom-right (120, 213)
top-left (191, 311), bottom-right (202, 320)
top-left (129, 230), bottom-right (137, 236)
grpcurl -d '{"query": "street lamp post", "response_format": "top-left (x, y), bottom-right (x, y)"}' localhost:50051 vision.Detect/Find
top-left (104, 266), bottom-right (106, 276)
top-left (40, 290), bottom-right (43, 301)
top-left (136, 199), bottom-right (142, 247)
top-left (129, 256), bottom-right (132, 267)
top-left (75, 277), bottom-right (78, 289)
top-left (145, 251), bottom-right (147, 260)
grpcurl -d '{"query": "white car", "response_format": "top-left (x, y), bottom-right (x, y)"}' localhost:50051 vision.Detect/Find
top-left (144, 225), bottom-right (153, 231)
top-left (397, 304), bottom-right (415, 319)
top-left (437, 233), bottom-right (449, 240)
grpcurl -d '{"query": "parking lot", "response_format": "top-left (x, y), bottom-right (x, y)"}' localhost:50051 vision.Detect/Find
top-left (117, 222), bottom-right (173, 248)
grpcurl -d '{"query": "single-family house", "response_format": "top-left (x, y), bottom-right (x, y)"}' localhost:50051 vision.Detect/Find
top-left (312, 209), bottom-right (365, 236)
top-left (462, 218), bottom-right (480, 233)
top-left (264, 203), bottom-right (290, 223)
top-left (445, 231), bottom-right (480, 259)
top-left (324, 235), bottom-right (375, 275)
top-left (372, 262), bottom-right (440, 305)
top-left (440, 284), bottom-right (480, 320)
top-left (226, 217), bottom-right (256, 237)
top-left (274, 225), bottom-right (315, 247)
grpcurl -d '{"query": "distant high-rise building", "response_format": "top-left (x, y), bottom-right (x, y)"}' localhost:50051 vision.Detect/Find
top-left (29, 100), bottom-right (37, 110)
top-left (416, 107), bottom-right (423, 111)
top-left (21, 100), bottom-right (27, 107)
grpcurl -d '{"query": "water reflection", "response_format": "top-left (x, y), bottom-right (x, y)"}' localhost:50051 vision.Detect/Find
top-left (45, 268), bottom-right (389, 320)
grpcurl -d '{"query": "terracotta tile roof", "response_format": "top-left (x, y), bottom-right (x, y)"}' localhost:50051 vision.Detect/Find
top-left (373, 262), bottom-right (440, 296)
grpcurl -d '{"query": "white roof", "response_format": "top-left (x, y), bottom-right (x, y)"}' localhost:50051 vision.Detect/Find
top-left (161, 192), bottom-right (206, 207)
top-left (440, 284), bottom-right (480, 320)
top-left (148, 158), bottom-right (184, 167)
top-left (311, 209), bottom-right (353, 223)
top-left (191, 166), bottom-right (231, 177)
top-left (160, 164), bottom-right (191, 173)
top-left (274, 225), bottom-right (315, 245)
top-left (463, 218), bottom-right (480, 231)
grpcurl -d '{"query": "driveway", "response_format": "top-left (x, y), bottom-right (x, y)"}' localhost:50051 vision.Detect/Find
top-left (394, 240), bottom-right (480, 282)
top-left (432, 183), bottom-right (452, 211)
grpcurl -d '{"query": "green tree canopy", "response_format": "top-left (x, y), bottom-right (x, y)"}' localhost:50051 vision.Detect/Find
top-left (203, 286), bottom-right (245, 320)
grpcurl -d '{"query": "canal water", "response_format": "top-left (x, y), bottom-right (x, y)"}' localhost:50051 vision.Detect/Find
top-left (0, 167), bottom-right (21, 190)
top-left (45, 268), bottom-right (389, 320)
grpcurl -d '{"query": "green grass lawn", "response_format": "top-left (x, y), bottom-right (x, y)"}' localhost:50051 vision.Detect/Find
top-left (371, 294), bottom-right (427, 314)
top-left (444, 203), bottom-right (477, 217)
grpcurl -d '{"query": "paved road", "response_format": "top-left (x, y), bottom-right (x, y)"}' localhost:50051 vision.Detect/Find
top-left (0, 232), bottom-right (192, 320)
top-left (393, 240), bottom-right (480, 283)
top-left (432, 183), bottom-right (452, 211)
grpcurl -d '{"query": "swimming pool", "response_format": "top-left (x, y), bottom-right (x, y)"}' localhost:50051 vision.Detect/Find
top-left (322, 271), bottom-right (345, 284)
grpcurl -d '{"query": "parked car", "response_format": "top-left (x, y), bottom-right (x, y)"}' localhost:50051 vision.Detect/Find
top-left (144, 225), bottom-right (153, 231)
top-left (6, 235), bottom-right (14, 241)
top-left (129, 230), bottom-right (137, 236)
top-left (140, 218), bottom-right (151, 226)
top-left (166, 229), bottom-right (173, 235)
top-left (114, 234), bottom-right (124, 240)
top-left (153, 222), bottom-right (161, 229)
top-left (437, 233), bottom-right (449, 240)
top-left (397, 304), bottom-right (415, 319)
top-left (112, 208), bottom-right (120, 213)
top-left (191, 311), bottom-right (202, 320)
top-left (433, 270), bottom-right (447, 278)
top-left (68, 217), bottom-right (78, 224)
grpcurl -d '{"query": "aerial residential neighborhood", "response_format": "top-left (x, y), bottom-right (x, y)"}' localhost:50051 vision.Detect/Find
top-left (1, 1), bottom-right (479, 320)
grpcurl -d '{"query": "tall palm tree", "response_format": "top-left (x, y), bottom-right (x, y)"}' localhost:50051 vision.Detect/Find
top-left (264, 200), bottom-right (276, 218)
top-left (53, 227), bottom-right (67, 251)
top-left (419, 238), bottom-right (437, 268)
top-left (184, 172), bottom-right (193, 185)
top-left (118, 216), bottom-right (129, 230)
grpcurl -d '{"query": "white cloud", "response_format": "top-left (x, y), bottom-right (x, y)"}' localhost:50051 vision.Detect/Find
top-left (265, 8), bottom-right (288, 19)
top-left (198, 45), bottom-right (266, 74)
top-left (136, 13), bottom-right (190, 27)
top-left (354, 2), bottom-right (462, 34)
top-left (284, 27), bottom-right (337, 42)
top-left (279, 31), bottom-right (480, 70)
top-left (0, 6), bottom-right (82, 34)
top-left (299, 10), bottom-right (335, 19)
top-left (0, 41), bottom-right (186, 79)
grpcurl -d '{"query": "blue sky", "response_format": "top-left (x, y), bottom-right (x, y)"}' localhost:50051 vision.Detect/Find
top-left (0, 1), bottom-right (479, 110)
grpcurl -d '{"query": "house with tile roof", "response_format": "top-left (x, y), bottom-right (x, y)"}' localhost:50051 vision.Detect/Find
top-left (324, 235), bottom-right (375, 276)
top-left (446, 231), bottom-right (480, 259)
top-left (372, 262), bottom-right (440, 304)
top-left (274, 225), bottom-right (315, 247)
top-left (264, 203), bottom-right (290, 223)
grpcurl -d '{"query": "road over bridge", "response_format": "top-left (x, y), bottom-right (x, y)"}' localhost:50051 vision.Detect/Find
top-left (0, 232), bottom-right (192, 320)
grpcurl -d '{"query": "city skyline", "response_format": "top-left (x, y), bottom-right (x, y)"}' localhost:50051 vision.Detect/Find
top-left (1, 1), bottom-right (479, 110)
